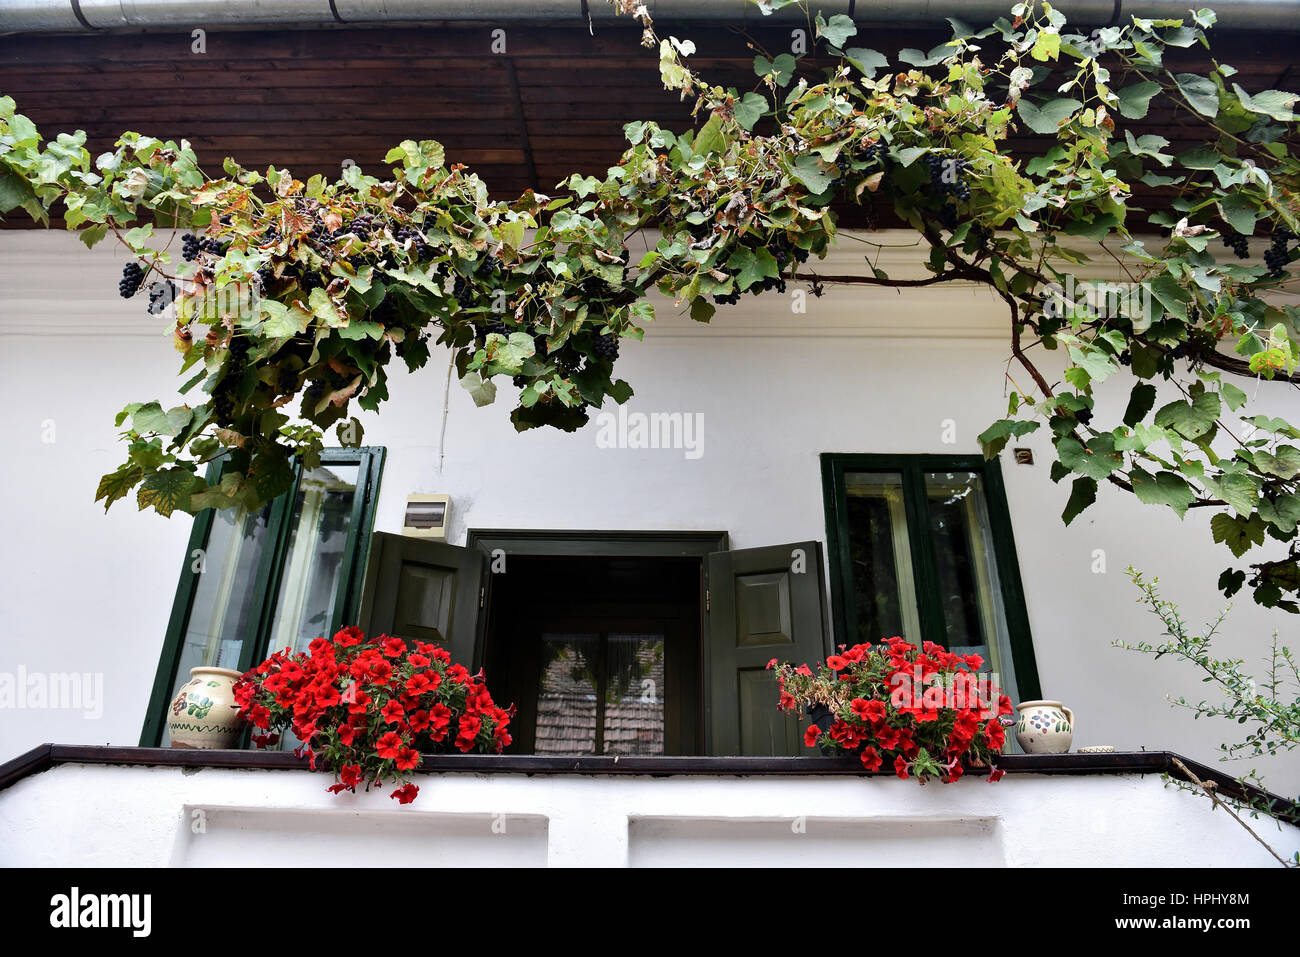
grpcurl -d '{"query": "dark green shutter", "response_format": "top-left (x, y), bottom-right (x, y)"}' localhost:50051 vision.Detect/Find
top-left (706, 541), bottom-right (830, 756)
top-left (357, 532), bottom-right (486, 669)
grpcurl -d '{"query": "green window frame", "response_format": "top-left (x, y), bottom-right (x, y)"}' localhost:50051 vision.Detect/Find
top-left (140, 446), bottom-right (386, 746)
top-left (820, 453), bottom-right (1041, 703)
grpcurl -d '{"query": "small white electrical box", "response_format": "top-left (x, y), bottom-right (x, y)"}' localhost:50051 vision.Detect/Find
top-left (403, 494), bottom-right (450, 539)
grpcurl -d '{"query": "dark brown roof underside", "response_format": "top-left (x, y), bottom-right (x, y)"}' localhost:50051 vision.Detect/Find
top-left (1, 22), bottom-right (1296, 229)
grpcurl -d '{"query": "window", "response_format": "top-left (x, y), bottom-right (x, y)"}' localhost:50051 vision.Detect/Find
top-left (821, 454), bottom-right (1040, 705)
top-left (141, 447), bottom-right (385, 746)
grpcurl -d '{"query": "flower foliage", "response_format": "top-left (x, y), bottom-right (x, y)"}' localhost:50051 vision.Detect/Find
top-left (234, 626), bottom-right (514, 804)
top-left (771, 637), bottom-right (1014, 783)
top-left (1, 1), bottom-right (1299, 609)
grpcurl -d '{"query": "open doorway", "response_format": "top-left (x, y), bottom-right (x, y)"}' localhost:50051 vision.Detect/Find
top-left (482, 555), bottom-right (702, 756)
top-left (357, 528), bottom-right (829, 757)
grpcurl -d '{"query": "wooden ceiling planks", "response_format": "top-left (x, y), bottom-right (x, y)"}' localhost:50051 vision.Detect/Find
top-left (0, 21), bottom-right (1295, 229)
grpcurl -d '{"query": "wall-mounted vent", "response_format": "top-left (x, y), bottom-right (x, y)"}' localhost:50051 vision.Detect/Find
top-left (403, 494), bottom-right (450, 539)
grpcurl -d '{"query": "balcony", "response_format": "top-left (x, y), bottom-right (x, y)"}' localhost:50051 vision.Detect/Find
top-left (1, 746), bottom-right (1295, 867)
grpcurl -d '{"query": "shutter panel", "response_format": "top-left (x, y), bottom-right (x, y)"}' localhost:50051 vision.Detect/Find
top-left (706, 541), bottom-right (830, 756)
top-left (357, 532), bottom-right (486, 670)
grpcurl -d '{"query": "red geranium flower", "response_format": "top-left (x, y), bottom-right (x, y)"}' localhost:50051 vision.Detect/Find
top-left (340, 764), bottom-right (362, 788)
top-left (334, 626), bottom-right (364, 647)
top-left (380, 699), bottom-right (405, 724)
top-left (826, 655), bottom-right (848, 671)
top-left (395, 747), bottom-right (420, 771)
top-left (894, 755), bottom-right (911, 779)
top-left (860, 746), bottom-right (883, 772)
top-left (375, 732), bottom-right (404, 760)
top-left (337, 723), bottom-right (358, 746)
top-left (803, 724), bottom-right (822, 748)
top-left (404, 673), bottom-right (434, 696)
top-left (850, 698), bottom-right (886, 724)
top-left (381, 636), bottom-right (407, 659)
top-left (455, 714), bottom-right (483, 752)
top-left (390, 783), bottom-right (419, 804)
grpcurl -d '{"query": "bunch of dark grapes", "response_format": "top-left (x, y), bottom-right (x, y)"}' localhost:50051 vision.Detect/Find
top-left (1075, 407), bottom-right (1094, 425)
top-left (1220, 229), bottom-right (1250, 259)
top-left (970, 224), bottom-right (993, 250)
top-left (256, 265), bottom-right (275, 290)
top-left (395, 226), bottom-right (431, 259)
top-left (146, 280), bottom-right (175, 315)
top-left (453, 276), bottom-right (475, 309)
top-left (713, 289), bottom-right (742, 305)
top-left (592, 333), bottom-right (620, 362)
top-left (200, 236), bottom-right (226, 256)
top-left (181, 233), bottom-right (202, 262)
top-left (924, 154), bottom-right (971, 201)
top-left (227, 335), bottom-right (250, 365)
top-left (1264, 228), bottom-right (1295, 277)
top-left (348, 213), bottom-right (377, 241)
top-left (861, 142), bottom-right (887, 166)
top-left (533, 334), bottom-right (549, 359)
top-left (118, 262), bottom-right (145, 298)
top-left (1118, 350), bottom-right (1132, 367)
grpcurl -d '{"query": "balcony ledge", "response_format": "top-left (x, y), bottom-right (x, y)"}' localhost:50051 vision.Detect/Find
top-left (2, 744), bottom-right (1296, 867)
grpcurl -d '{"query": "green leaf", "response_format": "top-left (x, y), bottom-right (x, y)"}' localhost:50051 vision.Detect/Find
top-left (1062, 476), bottom-right (1097, 525)
top-left (1173, 73), bottom-right (1220, 117)
top-left (1217, 193), bottom-right (1258, 236)
top-left (690, 298), bottom-right (716, 323)
top-left (789, 153), bottom-right (832, 193)
top-left (1231, 83), bottom-right (1298, 121)
top-left (693, 113), bottom-right (726, 156)
top-left (977, 418), bottom-right (1040, 458)
top-left (755, 53), bottom-right (796, 86)
top-left (1203, 470), bottom-right (1261, 518)
top-left (842, 47), bottom-right (888, 79)
top-left (136, 467), bottom-right (200, 517)
top-left (1058, 434), bottom-right (1123, 481)
top-left (1016, 97), bottom-right (1082, 134)
top-left (1123, 383), bottom-right (1158, 427)
top-left (1154, 392), bottom-right (1220, 441)
top-left (1130, 467), bottom-right (1195, 517)
top-left (1254, 446), bottom-right (1300, 479)
top-left (459, 372), bottom-right (497, 408)
top-left (1210, 512), bottom-right (1266, 558)
top-left (817, 14), bottom-right (857, 48)
top-left (734, 93), bottom-right (767, 131)
top-left (95, 465), bottom-right (144, 511)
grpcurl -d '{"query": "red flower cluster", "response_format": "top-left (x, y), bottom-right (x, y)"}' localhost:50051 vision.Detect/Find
top-left (234, 626), bottom-right (514, 804)
top-left (769, 637), bottom-right (1013, 784)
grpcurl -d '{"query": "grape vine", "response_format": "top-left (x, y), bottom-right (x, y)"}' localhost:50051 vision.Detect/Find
top-left (1, 0), bottom-right (1299, 612)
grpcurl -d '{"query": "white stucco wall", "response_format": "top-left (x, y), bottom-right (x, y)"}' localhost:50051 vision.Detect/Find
top-left (0, 762), bottom-right (1294, 867)
top-left (1, 230), bottom-right (1297, 797)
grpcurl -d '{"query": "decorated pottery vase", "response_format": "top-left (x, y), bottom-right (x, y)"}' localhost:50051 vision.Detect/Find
top-left (1014, 700), bottom-right (1074, 754)
top-left (167, 667), bottom-right (244, 749)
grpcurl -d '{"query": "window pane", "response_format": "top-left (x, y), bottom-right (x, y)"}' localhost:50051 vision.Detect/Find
top-left (533, 631), bottom-right (667, 756)
top-left (534, 633), bottom-right (601, 755)
top-left (266, 463), bottom-right (359, 656)
top-left (843, 472), bottom-right (922, 643)
top-left (161, 504), bottom-right (273, 746)
top-left (603, 633), bottom-right (665, 756)
top-left (924, 471), bottom-right (1019, 703)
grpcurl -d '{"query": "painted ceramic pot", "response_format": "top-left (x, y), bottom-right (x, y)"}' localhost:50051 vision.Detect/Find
top-left (167, 667), bottom-right (244, 749)
top-left (1014, 700), bottom-right (1074, 754)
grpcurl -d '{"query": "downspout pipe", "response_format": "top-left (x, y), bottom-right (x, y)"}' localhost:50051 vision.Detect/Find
top-left (0, 0), bottom-right (1297, 34)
